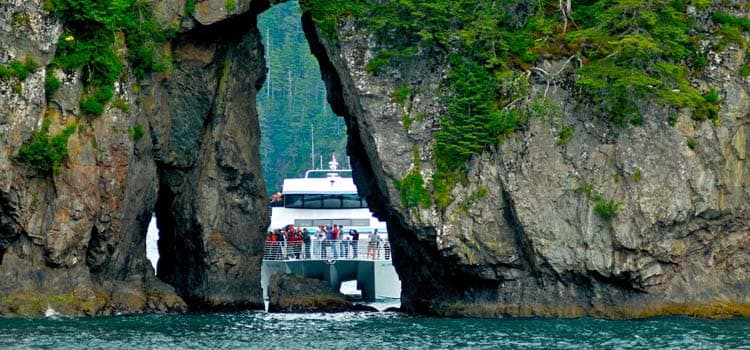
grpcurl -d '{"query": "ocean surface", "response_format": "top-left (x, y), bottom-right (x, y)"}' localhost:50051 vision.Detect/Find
top-left (0, 310), bottom-right (747, 349)
top-left (129, 218), bottom-right (750, 350)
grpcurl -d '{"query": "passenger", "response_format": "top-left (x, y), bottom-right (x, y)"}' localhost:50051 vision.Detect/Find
top-left (269, 192), bottom-right (283, 207)
top-left (368, 229), bottom-right (381, 260)
top-left (342, 236), bottom-right (351, 258)
top-left (350, 229), bottom-right (360, 259)
top-left (320, 225), bottom-right (329, 259)
top-left (329, 225), bottom-right (339, 258)
top-left (294, 230), bottom-right (303, 258)
top-left (314, 226), bottom-right (325, 259)
top-left (302, 228), bottom-right (311, 259)
top-left (272, 229), bottom-right (283, 260)
top-left (338, 225), bottom-right (347, 258)
top-left (384, 240), bottom-right (391, 260)
top-left (289, 225), bottom-right (302, 259)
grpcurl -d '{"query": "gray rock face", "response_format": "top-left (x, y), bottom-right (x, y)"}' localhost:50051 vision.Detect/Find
top-left (267, 273), bottom-right (374, 313)
top-left (0, 0), bottom-right (186, 316)
top-left (3, 0), bottom-right (748, 319)
top-left (0, 1), bottom-right (268, 316)
top-left (302, 8), bottom-right (750, 318)
top-left (151, 11), bottom-right (269, 309)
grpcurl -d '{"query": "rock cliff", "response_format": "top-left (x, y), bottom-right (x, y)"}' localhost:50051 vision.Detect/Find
top-left (0, 0), bottom-right (268, 316)
top-left (302, 3), bottom-right (750, 318)
top-left (3, 0), bottom-right (749, 319)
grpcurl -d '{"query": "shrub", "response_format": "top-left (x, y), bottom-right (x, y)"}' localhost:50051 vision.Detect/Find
top-left (364, 56), bottom-right (388, 75)
top-left (395, 171), bottom-right (431, 209)
top-left (741, 64), bottom-right (750, 77)
top-left (13, 120), bottom-right (77, 175)
top-left (128, 124), bottom-right (145, 141)
top-left (112, 99), bottom-right (130, 112)
top-left (45, 74), bottom-right (61, 99)
top-left (703, 89), bottom-right (720, 103)
top-left (49, 0), bottom-right (173, 116)
top-left (556, 126), bottom-right (575, 145)
top-left (595, 199), bottom-right (621, 222)
top-left (80, 97), bottom-right (104, 116)
top-left (391, 85), bottom-right (410, 106)
top-left (668, 114), bottom-right (678, 126)
top-left (0, 57), bottom-right (38, 81)
top-left (225, 0), bottom-right (235, 13)
top-left (184, 0), bottom-right (196, 16)
top-left (575, 184), bottom-right (593, 197)
top-left (401, 115), bottom-right (413, 131)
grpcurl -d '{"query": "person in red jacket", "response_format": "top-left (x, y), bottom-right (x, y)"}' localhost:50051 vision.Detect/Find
top-left (330, 225), bottom-right (339, 258)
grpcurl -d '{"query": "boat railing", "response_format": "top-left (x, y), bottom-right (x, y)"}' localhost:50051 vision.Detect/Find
top-left (262, 239), bottom-right (392, 262)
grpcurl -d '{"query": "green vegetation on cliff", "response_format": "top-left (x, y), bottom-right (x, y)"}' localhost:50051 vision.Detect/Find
top-left (0, 57), bottom-right (38, 81)
top-left (13, 120), bottom-right (77, 176)
top-left (47, 0), bottom-right (173, 116)
top-left (301, 0), bottom-right (740, 209)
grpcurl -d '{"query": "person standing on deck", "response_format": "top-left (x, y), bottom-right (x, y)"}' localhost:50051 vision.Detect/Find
top-left (320, 225), bottom-right (329, 259)
top-left (368, 229), bottom-right (381, 260)
top-left (350, 229), bottom-right (360, 259)
top-left (329, 225), bottom-right (339, 258)
top-left (338, 225), bottom-right (348, 258)
top-left (302, 228), bottom-right (311, 259)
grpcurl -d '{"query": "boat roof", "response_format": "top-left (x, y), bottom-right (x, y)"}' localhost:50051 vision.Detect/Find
top-left (282, 176), bottom-right (357, 195)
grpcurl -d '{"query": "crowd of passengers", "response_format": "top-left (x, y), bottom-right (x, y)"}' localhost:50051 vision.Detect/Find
top-left (265, 224), bottom-right (390, 260)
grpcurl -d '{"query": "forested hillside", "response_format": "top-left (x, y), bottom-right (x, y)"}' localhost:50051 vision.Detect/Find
top-left (258, 1), bottom-right (347, 195)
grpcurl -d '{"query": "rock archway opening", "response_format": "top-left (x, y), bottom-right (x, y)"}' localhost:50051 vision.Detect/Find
top-left (145, 0), bottom-right (408, 311)
top-left (146, 214), bottom-right (159, 272)
top-left (257, 0), bottom-right (404, 304)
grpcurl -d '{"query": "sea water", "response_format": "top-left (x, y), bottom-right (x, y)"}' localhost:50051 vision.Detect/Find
top-left (0, 311), bottom-right (747, 349)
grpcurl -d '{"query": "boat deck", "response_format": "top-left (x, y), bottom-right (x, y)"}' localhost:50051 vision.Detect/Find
top-left (260, 240), bottom-right (401, 304)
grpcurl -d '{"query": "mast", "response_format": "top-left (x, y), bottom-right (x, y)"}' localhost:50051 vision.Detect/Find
top-left (311, 122), bottom-right (315, 170)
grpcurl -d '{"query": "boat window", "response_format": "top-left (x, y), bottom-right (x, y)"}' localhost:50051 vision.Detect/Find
top-left (342, 194), bottom-right (366, 208)
top-left (284, 194), bottom-right (304, 208)
top-left (322, 195), bottom-right (342, 209)
top-left (283, 194), bottom-right (368, 209)
top-left (303, 194), bottom-right (323, 208)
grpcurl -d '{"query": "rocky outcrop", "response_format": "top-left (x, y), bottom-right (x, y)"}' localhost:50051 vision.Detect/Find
top-left (3, 0), bottom-right (749, 319)
top-left (0, 0), bottom-right (268, 316)
top-left (150, 7), bottom-right (269, 310)
top-left (302, 5), bottom-right (750, 318)
top-left (267, 273), bottom-right (376, 313)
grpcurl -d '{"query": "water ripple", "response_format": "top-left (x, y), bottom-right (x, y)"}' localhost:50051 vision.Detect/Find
top-left (0, 312), bottom-right (748, 349)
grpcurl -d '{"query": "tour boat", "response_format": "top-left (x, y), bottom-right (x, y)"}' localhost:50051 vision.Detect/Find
top-left (268, 154), bottom-right (387, 235)
top-left (261, 155), bottom-right (401, 306)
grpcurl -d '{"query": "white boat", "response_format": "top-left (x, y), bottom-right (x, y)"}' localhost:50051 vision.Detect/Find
top-left (268, 154), bottom-right (387, 235)
top-left (261, 155), bottom-right (401, 305)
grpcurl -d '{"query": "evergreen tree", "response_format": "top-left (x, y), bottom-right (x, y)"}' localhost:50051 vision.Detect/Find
top-left (258, 1), bottom-right (347, 195)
